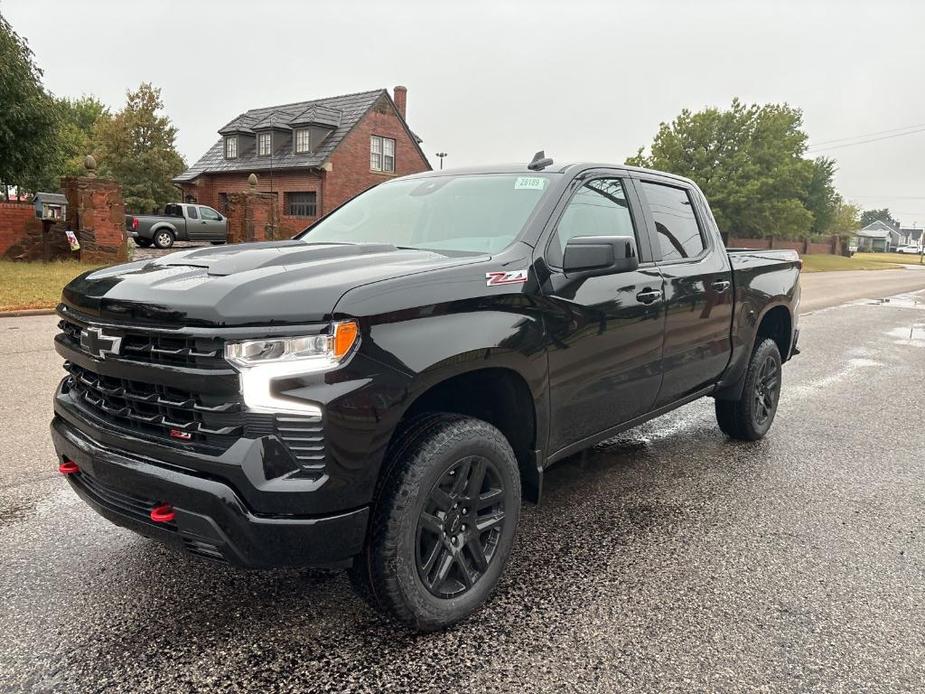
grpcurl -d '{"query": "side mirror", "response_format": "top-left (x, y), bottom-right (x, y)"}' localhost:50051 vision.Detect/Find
top-left (562, 235), bottom-right (639, 277)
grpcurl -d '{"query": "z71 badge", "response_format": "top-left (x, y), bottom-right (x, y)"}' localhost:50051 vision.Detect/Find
top-left (485, 270), bottom-right (528, 286)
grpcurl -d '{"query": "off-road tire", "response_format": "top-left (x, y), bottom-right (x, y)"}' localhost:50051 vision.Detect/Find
top-left (350, 413), bottom-right (520, 631)
top-left (715, 338), bottom-right (782, 441)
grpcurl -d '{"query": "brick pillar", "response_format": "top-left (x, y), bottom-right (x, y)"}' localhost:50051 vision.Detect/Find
top-left (62, 169), bottom-right (129, 264)
top-left (226, 175), bottom-right (279, 244)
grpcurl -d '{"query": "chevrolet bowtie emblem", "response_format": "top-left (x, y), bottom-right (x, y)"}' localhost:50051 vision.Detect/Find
top-left (80, 327), bottom-right (122, 359)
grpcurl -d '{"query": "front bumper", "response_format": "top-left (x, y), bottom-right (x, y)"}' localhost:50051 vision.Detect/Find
top-left (51, 416), bottom-right (369, 568)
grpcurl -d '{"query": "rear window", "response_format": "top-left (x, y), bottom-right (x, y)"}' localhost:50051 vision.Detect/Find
top-left (640, 182), bottom-right (706, 261)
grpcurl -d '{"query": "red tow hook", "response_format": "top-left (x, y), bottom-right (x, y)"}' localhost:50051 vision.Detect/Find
top-left (59, 459), bottom-right (80, 475)
top-left (150, 503), bottom-right (176, 523)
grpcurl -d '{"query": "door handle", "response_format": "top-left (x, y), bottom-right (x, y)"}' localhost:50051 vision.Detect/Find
top-left (711, 279), bottom-right (731, 292)
top-left (636, 288), bottom-right (662, 304)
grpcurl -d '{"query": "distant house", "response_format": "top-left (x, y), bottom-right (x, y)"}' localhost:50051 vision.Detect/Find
top-left (853, 220), bottom-right (897, 252)
top-left (173, 86), bottom-right (431, 235)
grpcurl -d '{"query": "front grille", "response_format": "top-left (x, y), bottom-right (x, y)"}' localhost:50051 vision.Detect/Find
top-left (58, 318), bottom-right (226, 369)
top-left (72, 469), bottom-right (172, 529)
top-left (275, 415), bottom-right (326, 479)
top-left (63, 361), bottom-right (243, 451)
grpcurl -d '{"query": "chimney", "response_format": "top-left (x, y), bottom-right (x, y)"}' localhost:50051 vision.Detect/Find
top-left (393, 85), bottom-right (407, 120)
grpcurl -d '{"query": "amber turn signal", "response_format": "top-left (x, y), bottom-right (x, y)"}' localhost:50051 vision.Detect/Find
top-left (333, 320), bottom-right (360, 359)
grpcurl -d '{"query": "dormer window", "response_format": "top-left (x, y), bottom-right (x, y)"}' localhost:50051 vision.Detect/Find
top-left (257, 132), bottom-right (272, 157)
top-left (224, 136), bottom-right (238, 159)
top-left (295, 128), bottom-right (311, 154)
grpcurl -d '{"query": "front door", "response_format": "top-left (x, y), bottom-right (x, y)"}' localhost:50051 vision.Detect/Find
top-left (539, 176), bottom-right (666, 455)
top-left (198, 206), bottom-right (226, 240)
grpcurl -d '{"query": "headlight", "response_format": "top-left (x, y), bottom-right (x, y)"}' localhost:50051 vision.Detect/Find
top-left (225, 320), bottom-right (359, 415)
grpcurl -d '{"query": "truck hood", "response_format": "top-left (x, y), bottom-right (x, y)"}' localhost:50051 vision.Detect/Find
top-left (61, 241), bottom-right (487, 327)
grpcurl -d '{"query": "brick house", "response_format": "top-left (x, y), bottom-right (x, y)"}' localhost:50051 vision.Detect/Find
top-left (174, 86), bottom-right (431, 235)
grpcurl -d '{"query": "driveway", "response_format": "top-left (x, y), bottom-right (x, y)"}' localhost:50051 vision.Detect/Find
top-left (1, 289), bottom-right (923, 691)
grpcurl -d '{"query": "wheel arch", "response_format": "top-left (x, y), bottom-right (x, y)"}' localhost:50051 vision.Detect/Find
top-left (388, 364), bottom-right (544, 503)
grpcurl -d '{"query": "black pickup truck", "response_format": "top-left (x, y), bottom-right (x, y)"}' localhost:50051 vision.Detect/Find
top-left (51, 158), bottom-right (800, 630)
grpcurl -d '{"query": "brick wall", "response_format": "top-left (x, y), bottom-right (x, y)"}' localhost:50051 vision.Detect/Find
top-left (181, 170), bottom-right (322, 237)
top-left (326, 94), bottom-right (431, 211)
top-left (225, 191), bottom-right (280, 243)
top-left (62, 176), bottom-right (129, 264)
top-left (0, 201), bottom-right (38, 258)
top-left (727, 235), bottom-right (843, 256)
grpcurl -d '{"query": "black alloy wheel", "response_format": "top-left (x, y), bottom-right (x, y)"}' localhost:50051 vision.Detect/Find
top-left (753, 353), bottom-right (780, 426)
top-left (715, 337), bottom-right (783, 440)
top-left (351, 414), bottom-right (521, 631)
top-left (415, 455), bottom-right (506, 598)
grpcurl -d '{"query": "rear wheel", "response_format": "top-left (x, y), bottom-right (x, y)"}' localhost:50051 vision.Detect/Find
top-left (153, 229), bottom-right (174, 249)
top-left (715, 338), bottom-right (782, 440)
top-left (351, 414), bottom-right (520, 631)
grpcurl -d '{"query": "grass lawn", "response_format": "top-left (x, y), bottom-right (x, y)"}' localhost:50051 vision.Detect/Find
top-left (853, 251), bottom-right (925, 266)
top-left (0, 260), bottom-right (103, 312)
top-left (799, 254), bottom-right (903, 273)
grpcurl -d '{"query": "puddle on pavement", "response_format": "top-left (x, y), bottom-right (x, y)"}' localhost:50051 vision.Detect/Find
top-left (887, 324), bottom-right (925, 345)
top-left (867, 294), bottom-right (925, 310)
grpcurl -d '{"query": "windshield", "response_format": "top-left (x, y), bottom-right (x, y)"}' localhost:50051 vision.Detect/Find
top-left (298, 173), bottom-right (553, 254)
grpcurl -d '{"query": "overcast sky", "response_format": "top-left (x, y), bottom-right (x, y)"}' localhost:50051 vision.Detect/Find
top-left (5, 0), bottom-right (925, 226)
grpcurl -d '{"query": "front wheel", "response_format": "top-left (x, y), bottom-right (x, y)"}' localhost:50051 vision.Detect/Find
top-left (351, 414), bottom-right (521, 631)
top-left (715, 338), bottom-right (782, 440)
top-left (153, 229), bottom-right (175, 249)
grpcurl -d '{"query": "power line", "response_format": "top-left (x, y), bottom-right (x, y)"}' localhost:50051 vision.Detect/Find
top-left (844, 194), bottom-right (925, 200)
top-left (807, 121), bottom-right (925, 147)
top-left (807, 126), bottom-right (925, 152)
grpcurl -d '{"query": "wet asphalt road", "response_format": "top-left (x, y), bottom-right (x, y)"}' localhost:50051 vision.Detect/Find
top-left (1, 292), bottom-right (924, 692)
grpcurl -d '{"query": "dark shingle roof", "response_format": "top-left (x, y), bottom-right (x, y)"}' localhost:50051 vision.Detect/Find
top-left (175, 89), bottom-right (386, 182)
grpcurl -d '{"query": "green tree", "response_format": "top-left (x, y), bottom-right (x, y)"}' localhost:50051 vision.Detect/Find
top-left (627, 99), bottom-right (816, 239)
top-left (803, 157), bottom-right (841, 237)
top-left (55, 95), bottom-right (111, 177)
top-left (829, 200), bottom-right (861, 237)
top-left (94, 83), bottom-right (185, 212)
top-left (859, 208), bottom-right (898, 229)
top-left (28, 95), bottom-right (111, 191)
top-left (0, 12), bottom-right (58, 195)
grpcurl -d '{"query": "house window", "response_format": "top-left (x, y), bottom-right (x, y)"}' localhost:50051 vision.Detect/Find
top-left (370, 136), bottom-right (396, 173)
top-left (218, 193), bottom-right (228, 212)
top-left (295, 128), bottom-right (310, 154)
top-left (285, 192), bottom-right (317, 217)
top-left (257, 132), bottom-right (272, 157)
top-left (225, 136), bottom-right (238, 159)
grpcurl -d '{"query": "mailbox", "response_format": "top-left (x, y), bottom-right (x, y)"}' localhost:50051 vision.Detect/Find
top-left (34, 192), bottom-right (67, 221)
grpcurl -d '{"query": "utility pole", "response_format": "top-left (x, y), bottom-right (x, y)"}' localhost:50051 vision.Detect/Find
top-left (435, 152), bottom-right (447, 170)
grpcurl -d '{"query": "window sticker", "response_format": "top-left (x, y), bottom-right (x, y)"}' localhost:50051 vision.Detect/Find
top-left (514, 176), bottom-right (547, 191)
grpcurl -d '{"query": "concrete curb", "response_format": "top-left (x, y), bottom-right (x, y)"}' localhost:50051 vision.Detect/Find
top-left (0, 308), bottom-right (57, 318)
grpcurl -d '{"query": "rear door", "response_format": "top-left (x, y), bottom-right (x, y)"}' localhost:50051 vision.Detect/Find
top-left (634, 178), bottom-right (733, 406)
top-left (184, 205), bottom-right (201, 240)
top-left (538, 172), bottom-right (666, 455)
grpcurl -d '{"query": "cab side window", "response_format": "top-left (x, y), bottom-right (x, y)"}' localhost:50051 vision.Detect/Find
top-left (187, 206), bottom-right (199, 220)
top-left (200, 207), bottom-right (221, 221)
top-left (548, 178), bottom-right (636, 267)
top-left (640, 182), bottom-right (705, 262)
